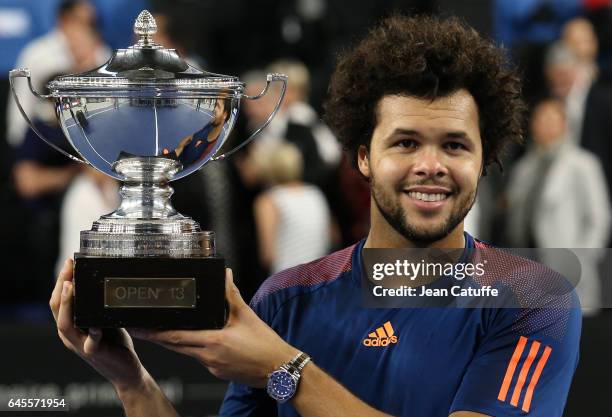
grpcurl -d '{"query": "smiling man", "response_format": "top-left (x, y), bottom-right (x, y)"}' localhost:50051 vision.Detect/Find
top-left (51, 15), bottom-right (581, 417)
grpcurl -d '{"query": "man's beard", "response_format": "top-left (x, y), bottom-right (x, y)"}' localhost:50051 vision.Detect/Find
top-left (371, 174), bottom-right (476, 246)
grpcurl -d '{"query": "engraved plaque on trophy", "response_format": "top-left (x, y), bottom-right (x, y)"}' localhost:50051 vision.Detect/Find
top-left (9, 10), bottom-right (287, 328)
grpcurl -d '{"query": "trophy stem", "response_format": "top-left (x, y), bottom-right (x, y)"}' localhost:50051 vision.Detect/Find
top-left (79, 157), bottom-right (216, 257)
top-left (112, 180), bottom-right (178, 219)
top-left (108, 156), bottom-right (182, 219)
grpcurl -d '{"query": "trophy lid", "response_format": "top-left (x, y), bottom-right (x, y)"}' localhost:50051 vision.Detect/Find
top-left (47, 10), bottom-right (243, 97)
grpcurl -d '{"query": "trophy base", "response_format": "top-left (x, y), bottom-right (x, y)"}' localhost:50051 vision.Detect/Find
top-left (73, 254), bottom-right (226, 329)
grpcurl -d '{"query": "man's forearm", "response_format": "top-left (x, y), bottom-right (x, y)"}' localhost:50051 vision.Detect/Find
top-left (292, 363), bottom-right (391, 417)
top-left (116, 372), bottom-right (181, 417)
top-left (291, 364), bottom-right (489, 417)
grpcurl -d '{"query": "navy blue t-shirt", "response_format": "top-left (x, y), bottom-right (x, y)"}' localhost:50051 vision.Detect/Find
top-left (220, 233), bottom-right (581, 417)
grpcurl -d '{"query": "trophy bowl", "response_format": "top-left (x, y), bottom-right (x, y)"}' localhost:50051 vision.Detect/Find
top-left (54, 92), bottom-right (239, 181)
top-left (9, 10), bottom-right (287, 329)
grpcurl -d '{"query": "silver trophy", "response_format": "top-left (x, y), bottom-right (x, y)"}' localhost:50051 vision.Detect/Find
top-left (9, 10), bottom-right (286, 328)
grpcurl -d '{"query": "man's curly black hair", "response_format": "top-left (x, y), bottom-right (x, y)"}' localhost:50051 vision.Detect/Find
top-left (324, 15), bottom-right (526, 172)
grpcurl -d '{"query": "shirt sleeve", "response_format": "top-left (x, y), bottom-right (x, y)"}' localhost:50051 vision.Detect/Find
top-left (218, 296), bottom-right (278, 417)
top-left (219, 382), bottom-right (276, 417)
top-left (450, 302), bottom-right (581, 417)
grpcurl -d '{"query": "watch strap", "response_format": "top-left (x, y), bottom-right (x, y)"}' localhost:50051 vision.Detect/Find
top-left (284, 351), bottom-right (311, 375)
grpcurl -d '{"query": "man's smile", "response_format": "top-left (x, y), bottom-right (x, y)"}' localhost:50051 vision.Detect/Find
top-left (402, 185), bottom-right (454, 213)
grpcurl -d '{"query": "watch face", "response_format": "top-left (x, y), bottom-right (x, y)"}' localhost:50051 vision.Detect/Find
top-left (267, 369), bottom-right (297, 403)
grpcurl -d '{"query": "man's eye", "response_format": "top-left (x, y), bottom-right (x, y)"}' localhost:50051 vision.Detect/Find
top-left (397, 139), bottom-right (417, 148)
top-left (445, 141), bottom-right (466, 151)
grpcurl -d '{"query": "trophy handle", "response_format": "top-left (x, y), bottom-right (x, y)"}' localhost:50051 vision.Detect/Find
top-left (211, 73), bottom-right (288, 161)
top-left (9, 68), bottom-right (86, 164)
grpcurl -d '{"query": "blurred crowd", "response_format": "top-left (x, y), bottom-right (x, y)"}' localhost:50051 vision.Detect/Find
top-left (1, 0), bottom-right (611, 317)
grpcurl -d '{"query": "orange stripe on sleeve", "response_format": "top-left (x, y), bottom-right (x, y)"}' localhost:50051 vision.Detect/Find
top-left (383, 321), bottom-right (394, 337)
top-left (510, 341), bottom-right (541, 406)
top-left (522, 346), bottom-right (552, 412)
top-left (498, 336), bottom-right (528, 402)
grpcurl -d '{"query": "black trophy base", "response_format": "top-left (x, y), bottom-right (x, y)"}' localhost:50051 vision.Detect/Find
top-left (73, 254), bottom-right (226, 329)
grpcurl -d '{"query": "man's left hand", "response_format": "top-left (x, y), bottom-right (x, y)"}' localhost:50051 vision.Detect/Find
top-left (129, 269), bottom-right (299, 388)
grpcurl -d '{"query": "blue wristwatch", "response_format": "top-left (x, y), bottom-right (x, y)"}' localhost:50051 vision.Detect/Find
top-left (266, 351), bottom-right (312, 403)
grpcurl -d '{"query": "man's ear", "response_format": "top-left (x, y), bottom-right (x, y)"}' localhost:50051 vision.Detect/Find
top-left (357, 145), bottom-right (370, 178)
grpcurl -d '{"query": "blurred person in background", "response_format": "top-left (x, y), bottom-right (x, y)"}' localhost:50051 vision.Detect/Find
top-left (6, 0), bottom-right (110, 147)
top-left (505, 98), bottom-right (609, 247)
top-left (12, 73), bottom-right (81, 201)
top-left (561, 17), bottom-right (599, 79)
top-left (504, 98), bottom-right (610, 314)
top-left (552, 19), bottom-right (597, 144)
top-left (547, 34), bottom-right (612, 206)
top-left (253, 142), bottom-right (331, 274)
top-left (545, 42), bottom-right (584, 138)
top-left (12, 98), bottom-right (78, 204)
top-left (560, 18), bottom-right (612, 206)
top-left (56, 166), bottom-right (118, 275)
top-left (268, 60), bottom-right (342, 170)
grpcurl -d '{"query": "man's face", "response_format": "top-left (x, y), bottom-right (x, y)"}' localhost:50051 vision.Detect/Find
top-left (212, 99), bottom-right (228, 127)
top-left (358, 90), bottom-right (483, 245)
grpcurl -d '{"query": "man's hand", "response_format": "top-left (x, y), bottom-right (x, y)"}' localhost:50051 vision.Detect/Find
top-left (51, 259), bottom-right (181, 417)
top-left (129, 269), bottom-right (299, 388)
top-left (50, 259), bottom-right (147, 393)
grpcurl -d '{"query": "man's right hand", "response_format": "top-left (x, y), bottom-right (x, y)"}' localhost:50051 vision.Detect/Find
top-left (50, 259), bottom-right (147, 394)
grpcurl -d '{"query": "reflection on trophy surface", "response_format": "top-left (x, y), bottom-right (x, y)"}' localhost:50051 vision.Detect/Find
top-left (171, 98), bottom-right (230, 165)
top-left (9, 10), bottom-right (287, 329)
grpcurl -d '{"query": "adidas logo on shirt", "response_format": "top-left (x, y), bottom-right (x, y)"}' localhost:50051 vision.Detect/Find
top-left (363, 321), bottom-right (398, 347)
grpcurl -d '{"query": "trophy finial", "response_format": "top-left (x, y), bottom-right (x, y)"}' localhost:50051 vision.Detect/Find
top-left (134, 10), bottom-right (157, 37)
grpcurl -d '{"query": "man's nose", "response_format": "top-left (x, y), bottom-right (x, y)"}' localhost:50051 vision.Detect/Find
top-left (411, 148), bottom-right (448, 178)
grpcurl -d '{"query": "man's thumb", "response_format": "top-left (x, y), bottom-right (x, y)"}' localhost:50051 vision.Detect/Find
top-left (225, 268), bottom-right (246, 313)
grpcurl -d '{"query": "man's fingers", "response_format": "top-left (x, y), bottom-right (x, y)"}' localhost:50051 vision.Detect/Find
top-left (225, 268), bottom-right (247, 315)
top-left (51, 259), bottom-right (73, 322)
top-left (154, 342), bottom-right (212, 361)
top-left (128, 328), bottom-right (214, 347)
top-left (57, 281), bottom-right (86, 348)
top-left (151, 342), bottom-right (222, 373)
top-left (83, 328), bottom-right (103, 356)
